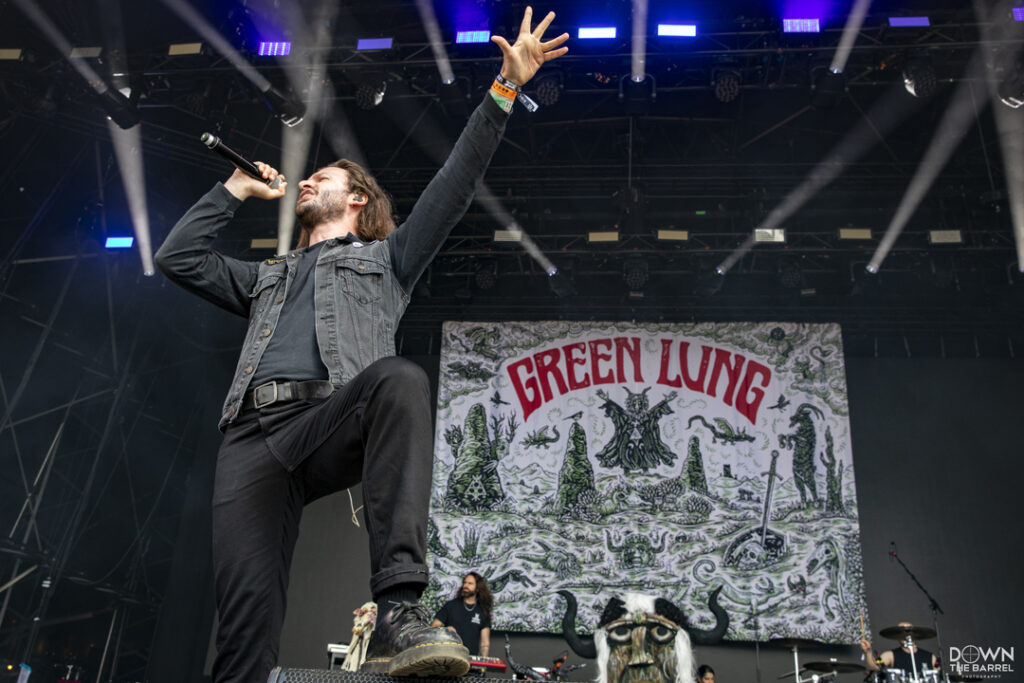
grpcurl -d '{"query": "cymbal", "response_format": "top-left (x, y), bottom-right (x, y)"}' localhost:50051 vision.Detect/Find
top-left (803, 661), bottom-right (866, 674)
top-left (769, 637), bottom-right (824, 649)
top-left (879, 625), bottom-right (937, 641)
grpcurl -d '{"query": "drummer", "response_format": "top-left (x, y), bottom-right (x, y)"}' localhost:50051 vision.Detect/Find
top-left (860, 622), bottom-right (938, 673)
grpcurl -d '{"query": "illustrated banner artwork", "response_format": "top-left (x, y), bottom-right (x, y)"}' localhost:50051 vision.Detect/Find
top-left (424, 321), bottom-right (867, 643)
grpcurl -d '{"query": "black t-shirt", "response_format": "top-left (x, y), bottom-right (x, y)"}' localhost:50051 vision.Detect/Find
top-left (891, 646), bottom-right (934, 673)
top-left (434, 598), bottom-right (491, 655)
top-left (252, 241), bottom-right (329, 386)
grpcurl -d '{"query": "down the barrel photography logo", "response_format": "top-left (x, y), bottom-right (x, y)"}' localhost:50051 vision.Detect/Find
top-left (948, 645), bottom-right (1015, 679)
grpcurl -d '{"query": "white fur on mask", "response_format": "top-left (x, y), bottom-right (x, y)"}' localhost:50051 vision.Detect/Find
top-left (594, 593), bottom-right (695, 683)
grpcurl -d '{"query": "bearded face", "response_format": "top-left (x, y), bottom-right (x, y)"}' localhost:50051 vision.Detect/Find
top-left (295, 186), bottom-right (348, 231)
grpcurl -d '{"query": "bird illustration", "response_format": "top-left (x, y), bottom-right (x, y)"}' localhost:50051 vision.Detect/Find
top-left (490, 391), bottom-right (510, 406)
top-left (565, 411), bottom-right (584, 421)
top-left (767, 395), bottom-right (790, 411)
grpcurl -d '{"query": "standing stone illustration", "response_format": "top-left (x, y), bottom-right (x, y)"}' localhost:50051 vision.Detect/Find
top-left (557, 421), bottom-right (596, 513)
top-left (685, 435), bottom-right (708, 493)
top-left (819, 427), bottom-right (844, 515)
top-left (444, 403), bottom-right (516, 511)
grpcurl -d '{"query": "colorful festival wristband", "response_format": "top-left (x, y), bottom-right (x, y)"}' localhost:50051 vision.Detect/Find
top-left (489, 87), bottom-right (515, 113)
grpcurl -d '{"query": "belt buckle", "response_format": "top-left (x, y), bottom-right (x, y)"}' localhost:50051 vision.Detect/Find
top-left (252, 381), bottom-right (278, 409)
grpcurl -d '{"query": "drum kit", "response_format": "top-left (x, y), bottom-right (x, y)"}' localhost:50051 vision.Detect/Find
top-left (771, 625), bottom-right (981, 683)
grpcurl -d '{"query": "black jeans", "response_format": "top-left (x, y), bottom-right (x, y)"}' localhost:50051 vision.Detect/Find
top-left (210, 357), bottom-right (433, 683)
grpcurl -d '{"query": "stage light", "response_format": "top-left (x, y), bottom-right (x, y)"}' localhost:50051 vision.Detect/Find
top-left (456, 30), bottom-right (490, 44)
top-left (839, 227), bottom-right (873, 240)
top-left (69, 46), bottom-right (102, 58)
top-left (97, 87), bottom-right (141, 129)
top-left (697, 269), bottom-right (725, 296)
top-left (357, 38), bottom-right (393, 51)
top-left (928, 229), bottom-right (963, 244)
top-left (250, 238), bottom-right (277, 249)
top-left (414, 0), bottom-right (455, 87)
top-left (903, 56), bottom-right (937, 98)
top-left (0, 48), bottom-right (24, 60)
top-left (657, 229), bottom-right (689, 241)
top-left (712, 69), bottom-right (741, 103)
top-left (630, 0), bottom-right (648, 84)
top-left (493, 228), bottom-right (522, 242)
top-left (439, 78), bottom-right (469, 117)
top-left (754, 228), bottom-right (786, 243)
top-left (534, 74), bottom-right (561, 106)
top-left (889, 16), bottom-right (930, 27)
top-left (619, 74), bottom-right (655, 114)
top-left (865, 263), bottom-right (878, 274)
top-left (623, 258), bottom-right (649, 292)
top-left (998, 64), bottom-right (1024, 109)
top-left (657, 24), bottom-right (696, 37)
top-left (778, 258), bottom-right (802, 288)
top-left (1013, 7), bottom-right (1024, 21)
top-left (475, 260), bottom-right (497, 290)
top-left (105, 236), bottom-right (134, 249)
top-left (578, 27), bottom-right (616, 39)
top-left (261, 85), bottom-right (305, 126)
top-left (588, 230), bottom-right (619, 243)
top-left (355, 78), bottom-right (387, 110)
top-left (783, 19), bottom-right (820, 33)
top-left (168, 42), bottom-right (203, 55)
top-left (257, 41), bottom-right (290, 56)
top-left (812, 68), bottom-right (846, 108)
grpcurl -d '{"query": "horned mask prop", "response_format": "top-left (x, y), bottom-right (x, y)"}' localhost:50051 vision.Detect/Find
top-left (558, 588), bottom-right (728, 683)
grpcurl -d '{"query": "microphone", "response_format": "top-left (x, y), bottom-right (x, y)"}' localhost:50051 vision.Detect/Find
top-left (889, 542), bottom-right (896, 562)
top-left (201, 133), bottom-right (282, 189)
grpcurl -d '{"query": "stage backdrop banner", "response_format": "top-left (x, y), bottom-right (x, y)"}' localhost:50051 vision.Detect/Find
top-left (424, 321), bottom-right (866, 643)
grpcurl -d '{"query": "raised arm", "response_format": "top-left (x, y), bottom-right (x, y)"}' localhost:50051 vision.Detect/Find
top-left (155, 163), bottom-right (286, 317)
top-left (388, 7), bottom-right (569, 291)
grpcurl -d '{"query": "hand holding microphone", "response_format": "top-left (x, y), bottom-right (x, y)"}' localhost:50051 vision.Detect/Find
top-left (201, 132), bottom-right (286, 200)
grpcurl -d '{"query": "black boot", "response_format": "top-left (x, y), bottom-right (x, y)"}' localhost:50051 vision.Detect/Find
top-left (361, 602), bottom-right (470, 677)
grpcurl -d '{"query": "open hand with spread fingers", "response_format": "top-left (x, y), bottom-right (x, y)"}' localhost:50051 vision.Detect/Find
top-left (491, 6), bottom-right (569, 86)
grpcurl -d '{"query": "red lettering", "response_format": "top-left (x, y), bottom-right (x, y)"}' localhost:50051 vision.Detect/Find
top-left (681, 343), bottom-right (713, 392)
top-left (736, 360), bottom-right (772, 425)
top-left (657, 339), bottom-right (681, 387)
top-left (589, 338), bottom-right (615, 385)
top-left (615, 337), bottom-right (643, 383)
top-left (562, 342), bottom-right (591, 390)
top-left (534, 348), bottom-right (568, 402)
top-left (707, 349), bottom-right (746, 406)
top-left (507, 357), bottom-right (541, 421)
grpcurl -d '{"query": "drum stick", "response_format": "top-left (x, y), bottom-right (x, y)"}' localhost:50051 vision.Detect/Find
top-left (860, 611), bottom-right (865, 639)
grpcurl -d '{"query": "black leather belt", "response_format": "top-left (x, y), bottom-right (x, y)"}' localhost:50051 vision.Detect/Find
top-left (244, 379), bottom-right (333, 410)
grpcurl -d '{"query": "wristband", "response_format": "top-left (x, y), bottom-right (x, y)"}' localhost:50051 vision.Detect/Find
top-left (493, 73), bottom-right (540, 112)
top-left (495, 73), bottom-right (522, 92)
top-left (490, 79), bottom-right (518, 100)
top-left (489, 86), bottom-right (515, 113)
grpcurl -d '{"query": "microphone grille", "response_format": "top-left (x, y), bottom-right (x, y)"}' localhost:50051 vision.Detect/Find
top-left (201, 132), bottom-right (218, 148)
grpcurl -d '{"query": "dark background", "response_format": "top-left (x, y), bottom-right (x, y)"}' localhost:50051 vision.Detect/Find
top-left (1, 0), bottom-right (1023, 680)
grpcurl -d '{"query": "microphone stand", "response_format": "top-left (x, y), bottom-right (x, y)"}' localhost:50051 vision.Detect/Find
top-left (890, 550), bottom-right (946, 683)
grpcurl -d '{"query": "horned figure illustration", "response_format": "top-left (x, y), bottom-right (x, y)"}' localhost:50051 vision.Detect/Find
top-left (557, 588), bottom-right (728, 683)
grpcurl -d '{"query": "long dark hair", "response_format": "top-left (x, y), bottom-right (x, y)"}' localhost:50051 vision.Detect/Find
top-left (453, 571), bottom-right (493, 621)
top-left (296, 158), bottom-right (397, 247)
top-left (696, 664), bottom-right (715, 680)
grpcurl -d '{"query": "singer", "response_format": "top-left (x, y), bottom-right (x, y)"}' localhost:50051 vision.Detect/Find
top-left (153, 9), bottom-right (567, 683)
